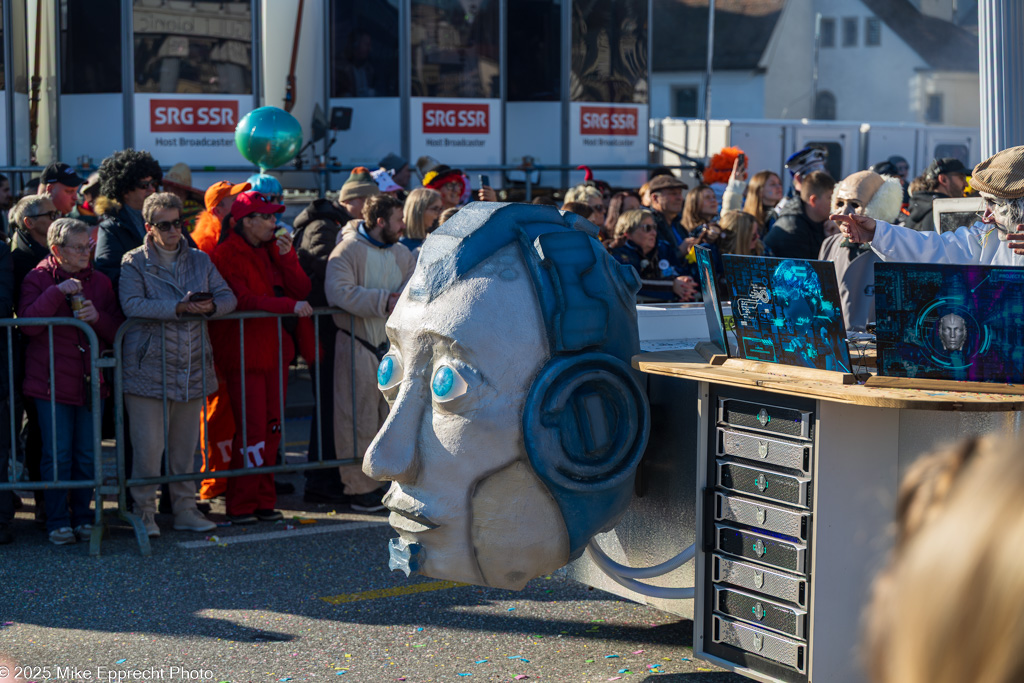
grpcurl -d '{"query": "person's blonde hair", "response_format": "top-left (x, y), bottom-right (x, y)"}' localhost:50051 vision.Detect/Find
top-left (863, 435), bottom-right (1024, 683)
top-left (564, 184), bottom-right (602, 204)
top-left (719, 210), bottom-right (763, 256)
top-left (613, 209), bottom-right (651, 241)
top-left (743, 170), bottom-right (781, 226)
top-left (402, 187), bottom-right (441, 240)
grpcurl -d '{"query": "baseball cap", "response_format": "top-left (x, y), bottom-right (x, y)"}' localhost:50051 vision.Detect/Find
top-left (204, 180), bottom-right (251, 211)
top-left (647, 174), bottom-right (688, 193)
top-left (40, 162), bottom-right (86, 187)
top-left (230, 190), bottom-right (286, 221)
top-left (925, 157), bottom-right (969, 179)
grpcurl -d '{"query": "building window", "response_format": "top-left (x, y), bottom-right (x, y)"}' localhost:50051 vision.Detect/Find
top-left (842, 17), bottom-right (858, 47)
top-left (134, 0), bottom-right (253, 94)
top-left (925, 94), bottom-right (944, 123)
top-left (509, 0), bottom-right (560, 101)
top-left (330, 0), bottom-right (400, 98)
top-left (61, 0), bottom-right (123, 93)
top-left (865, 17), bottom-right (881, 46)
top-left (672, 87), bottom-right (698, 118)
top-left (411, 0), bottom-right (500, 98)
top-left (814, 91), bottom-right (836, 120)
top-left (819, 18), bottom-right (835, 48)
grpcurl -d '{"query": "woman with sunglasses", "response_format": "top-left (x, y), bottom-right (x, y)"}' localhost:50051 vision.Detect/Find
top-left (608, 209), bottom-right (698, 302)
top-left (118, 192), bottom-right (237, 538)
top-left (210, 191), bottom-right (312, 524)
top-left (94, 149), bottom-right (163, 293)
top-left (18, 218), bottom-right (124, 545)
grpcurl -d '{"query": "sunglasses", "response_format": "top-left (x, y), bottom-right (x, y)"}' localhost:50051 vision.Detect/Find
top-left (136, 179), bottom-right (158, 190)
top-left (637, 224), bottom-right (656, 233)
top-left (149, 219), bottom-right (183, 232)
top-left (28, 210), bottom-right (60, 220)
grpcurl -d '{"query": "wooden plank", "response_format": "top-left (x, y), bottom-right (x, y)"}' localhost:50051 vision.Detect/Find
top-left (694, 341), bottom-right (728, 365)
top-left (720, 358), bottom-right (856, 385)
top-left (632, 351), bottom-right (1024, 411)
top-left (865, 375), bottom-right (1024, 396)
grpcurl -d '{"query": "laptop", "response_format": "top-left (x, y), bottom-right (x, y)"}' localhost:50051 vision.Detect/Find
top-left (874, 262), bottom-right (1024, 383)
top-left (695, 245), bottom-right (729, 353)
top-left (721, 254), bottom-right (852, 373)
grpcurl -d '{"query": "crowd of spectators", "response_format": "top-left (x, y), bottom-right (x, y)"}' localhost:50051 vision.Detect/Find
top-left (0, 141), bottom-right (992, 547)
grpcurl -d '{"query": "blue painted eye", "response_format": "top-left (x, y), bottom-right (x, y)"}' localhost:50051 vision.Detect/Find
top-left (432, 366), bottom-right (454, 397)
top-left (377, 355), bottom-right (403, 393)
top-left (431, 364), bottom-right (469, 402)
top-left (377, 357), bottom-right (393, 387)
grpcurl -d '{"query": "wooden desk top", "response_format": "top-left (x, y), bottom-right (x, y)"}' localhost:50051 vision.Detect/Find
top-left (634, 349), bottom-right (1024, 412)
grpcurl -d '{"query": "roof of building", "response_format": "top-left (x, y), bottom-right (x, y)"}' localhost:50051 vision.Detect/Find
top-left (860, 0), bottom-right (979, 71)
top-left (652, 0), bottom-right (785, 72)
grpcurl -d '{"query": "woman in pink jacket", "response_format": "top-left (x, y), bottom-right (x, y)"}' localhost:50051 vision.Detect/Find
top-left (19, 218), bottom-right (123, 545)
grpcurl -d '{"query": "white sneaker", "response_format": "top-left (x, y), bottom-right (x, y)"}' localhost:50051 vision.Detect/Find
top-left (49, 527), bottom-right (76, 545)
top-left (173, 508), bottom-right (216, 532)
top-left (141, 512), bottom-right (160, 538)
top-left (73, 524), bottom-right (94, 542)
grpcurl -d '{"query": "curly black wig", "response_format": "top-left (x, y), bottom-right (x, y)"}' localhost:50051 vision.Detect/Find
top-left (97, 149), bottom-right (163, 202)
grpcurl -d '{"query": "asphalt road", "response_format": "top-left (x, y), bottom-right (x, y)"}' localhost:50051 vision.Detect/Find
top-left (0, 415), bottom-right (743, 683)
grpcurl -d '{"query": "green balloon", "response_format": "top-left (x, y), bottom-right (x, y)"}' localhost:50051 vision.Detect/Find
top-left (234, 106), bottom-right (303, 171)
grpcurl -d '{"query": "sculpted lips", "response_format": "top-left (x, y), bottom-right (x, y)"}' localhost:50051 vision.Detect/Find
top-left (384, 489), bottom-right (439, 533)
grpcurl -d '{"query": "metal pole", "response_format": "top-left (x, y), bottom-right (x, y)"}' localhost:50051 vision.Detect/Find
top-left (812, 13), bottom-right (821, 119)
top-left (701, 0), bottom-right (715, 162)
top-left (979, 0), bottom-right (1024, 157)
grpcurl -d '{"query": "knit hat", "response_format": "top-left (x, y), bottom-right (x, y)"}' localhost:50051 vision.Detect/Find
top-left (416, 155), bottom-right (441, 180)
top-left (371, 168), bottom-right (402, 193)
top-left (339, 166), bottom-right (380, 201)
top-left (971, 147), bottom-right (1024, 199)
top-left (422, 165), bottom-right (465, 195)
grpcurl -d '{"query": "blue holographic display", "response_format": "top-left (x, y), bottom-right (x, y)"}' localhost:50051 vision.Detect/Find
top-left (722, 254), bottom-right (852, 372)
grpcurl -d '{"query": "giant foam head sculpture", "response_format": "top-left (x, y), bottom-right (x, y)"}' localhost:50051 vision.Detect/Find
top-left (364, 203), bottom-right (650, 590)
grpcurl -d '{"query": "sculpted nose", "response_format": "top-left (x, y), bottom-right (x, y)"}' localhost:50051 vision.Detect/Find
top-left (363, 383), bottom-right (424, 485)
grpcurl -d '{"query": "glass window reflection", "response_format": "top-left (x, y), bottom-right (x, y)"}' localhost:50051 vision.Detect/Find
top-left (330, 0), bottom-right (400, 98)
top-left (508, 0), bottom-right (560, 101)
top-left (571, 0), bottom-right (647, 103)
top-left (61, 0), bottom-right (122, 94)
top-left (410, 0), bottom-right (500, 98)
top-left (133, 0), bottom-right (252, 94)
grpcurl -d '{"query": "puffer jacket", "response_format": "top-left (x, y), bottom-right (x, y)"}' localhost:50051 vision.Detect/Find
top-left (118, 234), bottom-right (238, 401)
top-left (292, 199), bottom-right (353, 309)
top-left (19, 257), bottom-right (124, 405)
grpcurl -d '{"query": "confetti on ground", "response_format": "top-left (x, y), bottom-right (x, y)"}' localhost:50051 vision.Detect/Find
top-left (515, 677), bottom-right (529, 681)
top-left (605, 654), bottom-right (620, 659)
top-left (507, 608), bottom-right (515, 611)
top-left (115, 660), bottom-right (127, 665)
top-left (334, 672), bottom-right (346, 676)
top-left (618, 669), bottom-right (630, 674)
top-left (608, 678), bottom-right (622, 681)
top-left (585, 659), bottom-right (594, 663)
top-left (474, 660), bottom-right (487, 664)
top-left (456, 674), bottom-right (471, 677)
top-left (632, 650), bottom-right (645, 654)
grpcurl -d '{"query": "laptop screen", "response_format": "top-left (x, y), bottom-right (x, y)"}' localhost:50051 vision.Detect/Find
top-left (874, 262), bottom-right (1024, 383)
top-left (695, 245), bottom-right (729, 353)
top-left (722, 254), bottom-right (852, 373)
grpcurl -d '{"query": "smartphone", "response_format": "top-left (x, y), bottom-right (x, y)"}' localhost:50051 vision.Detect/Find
top-left (478, 174), bottom-right (490, 188)
top-left (189, 292), bottom-right (213, 302)
top-left (737, 153), bottom-right (746, 169)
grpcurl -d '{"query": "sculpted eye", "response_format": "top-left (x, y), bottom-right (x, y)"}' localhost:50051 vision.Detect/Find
top-left (377, 355), bottom-right (404, 392)
top-left (431, 364), bottom-right (469, 402)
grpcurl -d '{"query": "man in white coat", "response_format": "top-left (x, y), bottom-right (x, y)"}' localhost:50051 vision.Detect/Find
top-left (832, 146), bottom-right (1024, 266)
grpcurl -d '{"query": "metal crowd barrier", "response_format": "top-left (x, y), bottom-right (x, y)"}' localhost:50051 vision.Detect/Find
top-left (112, 308), bottom-right (360, 556)
top-left (0, 317), bottom-right (111, 555)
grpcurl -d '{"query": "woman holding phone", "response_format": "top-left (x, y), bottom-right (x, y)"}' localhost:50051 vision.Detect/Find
top-left (119, 192), bottom-right (237, 538)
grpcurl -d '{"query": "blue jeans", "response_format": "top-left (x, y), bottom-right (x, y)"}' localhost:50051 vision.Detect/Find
top-left (35, 398), bottom-right (99, 532)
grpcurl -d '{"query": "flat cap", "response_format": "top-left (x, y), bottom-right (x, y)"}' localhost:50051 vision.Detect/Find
top-left (647, 174), bottom-right (688, 193)
top-left (971, 146), bottom-right (1024, 199)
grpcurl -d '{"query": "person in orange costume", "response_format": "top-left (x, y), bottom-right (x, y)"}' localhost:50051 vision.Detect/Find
top-left (192, 180), bottom-right (249, 499)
